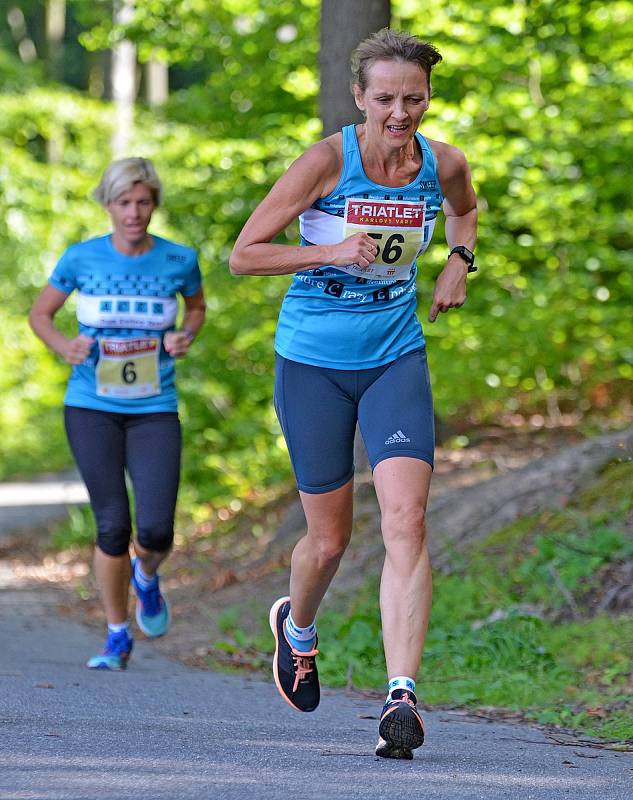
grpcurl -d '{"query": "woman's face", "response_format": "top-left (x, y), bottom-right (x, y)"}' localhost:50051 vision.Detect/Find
top-left (107, 182), bottom-right (155, 245)
top-left (354, 59), bottom-right (430, 147)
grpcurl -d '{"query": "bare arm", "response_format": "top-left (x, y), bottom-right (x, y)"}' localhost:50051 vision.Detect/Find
top-left (163, 288), bottom-right (206, 358)
top-left (229, 140), bottom-right (378, 276)
top-left (28, 284), bottom-right (94, 365)
top-left (428, 142), bottom-right (478, 323)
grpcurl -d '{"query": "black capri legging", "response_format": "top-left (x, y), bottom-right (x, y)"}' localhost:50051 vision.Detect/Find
top-left (64, 406), bottom-right (181, 556)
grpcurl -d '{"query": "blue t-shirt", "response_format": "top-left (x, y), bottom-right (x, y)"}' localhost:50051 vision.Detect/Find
top-left (49, 234), bottom-right (202, 413)
top-left (274, 124), bottom-right (444, 369)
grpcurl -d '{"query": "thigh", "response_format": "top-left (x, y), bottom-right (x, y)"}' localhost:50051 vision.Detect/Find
top-left (125, 412), bottom-right (182, 530)
top-left (274, 355), bottom-right (358, 494)
top-left (358, 349), bottom-right (435, 472)
top-left (64, 406), bottom-right (130, 528)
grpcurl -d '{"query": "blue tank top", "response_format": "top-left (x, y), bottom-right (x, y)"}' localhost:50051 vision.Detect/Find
top-left (48, 234), bottom-right (202, 413)
top-left (274, 124), bottom-right (444, 369)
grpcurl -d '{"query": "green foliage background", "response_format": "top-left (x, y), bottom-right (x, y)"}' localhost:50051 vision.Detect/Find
top-left (1, 0), bottom-right (632, 516)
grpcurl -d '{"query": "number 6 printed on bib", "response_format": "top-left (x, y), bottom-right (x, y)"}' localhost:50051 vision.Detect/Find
top-left (339, 198), bottom-right (426, 280)
top-left (96, 337), bottom-right (161, 399)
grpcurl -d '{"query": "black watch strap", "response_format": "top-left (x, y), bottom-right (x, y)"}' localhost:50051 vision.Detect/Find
top-left (449, 245), bottom-right (477, 273)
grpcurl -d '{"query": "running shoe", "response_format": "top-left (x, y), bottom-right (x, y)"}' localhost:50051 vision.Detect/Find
top-left (87, 629), bottom-right (133, 671)
top-left (269, 596), bottom-right (320, 712)
top-left (375, 689), bottom-right (425, 759)
top-left (131, 557), bottom-right (171, 637)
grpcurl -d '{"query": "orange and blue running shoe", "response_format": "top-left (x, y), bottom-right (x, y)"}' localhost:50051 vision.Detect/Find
top-left (375, 689), bottom-right (425, 759)
top-left (86, 629), bottom-right (133, 671)
top-left (269, 596), bottom-right (320, 712)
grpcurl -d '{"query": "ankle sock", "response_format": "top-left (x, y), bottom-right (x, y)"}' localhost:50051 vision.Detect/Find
top-left (107, 621), bottom-right (131, 637)
top-left (284, 610), bottom-right (317, 652)
top-left (387, 676), bottom-right (416, 700)
top-left (134, 561), bottom-right (158, 590)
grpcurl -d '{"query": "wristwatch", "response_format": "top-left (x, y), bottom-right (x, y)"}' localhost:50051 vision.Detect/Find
top-left (449, 245), bottom-right (477, 273)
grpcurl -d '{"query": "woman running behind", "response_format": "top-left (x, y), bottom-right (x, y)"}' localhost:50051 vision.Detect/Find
top-left (29, 157), bottom-right (206, 670)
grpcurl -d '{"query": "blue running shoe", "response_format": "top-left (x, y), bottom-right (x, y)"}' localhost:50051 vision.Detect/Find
top-left (131, 558), bottom-right (171, 637)
top-left (87, 630), bottom-right (133, 671)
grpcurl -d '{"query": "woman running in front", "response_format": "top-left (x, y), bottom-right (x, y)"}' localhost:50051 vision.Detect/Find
top-left (230, 29), bottom-right (477, 758)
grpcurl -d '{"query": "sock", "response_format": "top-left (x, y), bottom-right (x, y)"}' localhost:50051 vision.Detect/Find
top-left (107, 621), bottom-right (131, 637)
top-left (387, 676), bottom-right (416, 700)
top-left (134, 561), bottom-right (158, 589)
top-left (284, 610), bottom-right (317, 653)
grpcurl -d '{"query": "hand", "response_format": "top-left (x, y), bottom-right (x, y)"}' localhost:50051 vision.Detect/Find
top-left (428, 258), bottom-right (468, 323)
top-left (61, 335), bottom-right (95, 365)
top-left (163, 330), bottom-right (192, 358)
top-left (326, 232), bottom-right (378, 269)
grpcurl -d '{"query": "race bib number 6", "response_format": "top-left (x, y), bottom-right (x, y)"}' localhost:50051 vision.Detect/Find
top-left (340, 198), bottom-right (426, 280)
top-left (96, 337), bottom-right (161, 399)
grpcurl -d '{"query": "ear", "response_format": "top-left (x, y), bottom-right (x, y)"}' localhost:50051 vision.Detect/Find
top-left (353, 84), bottom-right (366, 113)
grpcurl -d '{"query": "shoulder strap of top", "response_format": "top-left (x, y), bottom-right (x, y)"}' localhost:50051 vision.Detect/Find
top-left (341, 124), bottom-right (364, 183)
top-left (415, 132), bottom-right (439, 177)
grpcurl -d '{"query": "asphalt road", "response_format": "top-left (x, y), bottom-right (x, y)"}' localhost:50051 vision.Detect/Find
top-left (1, 479), bottom-right (631, 799)
top-left (2, 586), bottom-right (632, 799)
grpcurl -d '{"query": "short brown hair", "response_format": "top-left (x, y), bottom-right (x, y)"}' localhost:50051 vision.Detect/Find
top-left (351, 28), bottom-right (442, 92)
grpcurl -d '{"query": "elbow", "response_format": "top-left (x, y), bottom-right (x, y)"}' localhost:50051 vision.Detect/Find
top-left (27, 308), bottom-right (38, 332)
top-left (229, 248), bottom-right (248, 275)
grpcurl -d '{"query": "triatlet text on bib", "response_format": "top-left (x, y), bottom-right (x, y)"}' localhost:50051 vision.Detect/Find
top-left (96, 337), bottom-right (161, 399)
top-left (339, 198), bottom-right (426, 280)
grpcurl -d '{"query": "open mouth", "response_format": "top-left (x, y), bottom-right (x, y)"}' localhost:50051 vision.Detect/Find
top-left (386, 124), bottom-right (409, 134)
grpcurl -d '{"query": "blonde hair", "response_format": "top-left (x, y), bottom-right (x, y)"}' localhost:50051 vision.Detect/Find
top-left (351, 29), bottom-right (442, 92)
top-left (93, 157), bottom-right (163, 206)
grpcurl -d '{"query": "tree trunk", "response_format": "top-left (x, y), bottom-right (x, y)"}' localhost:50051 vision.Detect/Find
top-left (146, 58), bottom-right (169, 107)
top-left (319, 0), bottom-right (391, 137)
top-left (111, 0), bottom-right (137, 158)
top-left (45, 0), bottom-right (65, 81)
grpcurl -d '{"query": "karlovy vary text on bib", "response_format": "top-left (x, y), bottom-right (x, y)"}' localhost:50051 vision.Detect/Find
top-left (338, 198), bottom-right (426, 280)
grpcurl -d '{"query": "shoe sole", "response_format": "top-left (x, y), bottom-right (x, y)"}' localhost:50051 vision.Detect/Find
top-left (375, 737), bottom-right (413, 760)
top-left (268, 596), bottom-right (309, 713)
top-left (378, 704), bottom-right (425, 752)
top-left (87, 660), bottom-right (128, 671)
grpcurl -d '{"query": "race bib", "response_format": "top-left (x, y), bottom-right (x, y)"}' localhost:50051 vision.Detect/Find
top-left (339, 198), bottom-right (426, 280)
top-left (96, 337), bottom-right (161, 399)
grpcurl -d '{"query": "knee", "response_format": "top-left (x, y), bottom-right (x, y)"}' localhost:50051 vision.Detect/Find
top-left (382, 503), bottom-right (427, 549)
top-left (311, 530), bottom-right (350, 569)
top-left (96, 527), bottom-right (131, 557)
top-left (136, 524), bottom-right (174, 554)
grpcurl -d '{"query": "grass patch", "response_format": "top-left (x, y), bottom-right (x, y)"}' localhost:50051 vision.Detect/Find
top-left (211, 460), bottom-right (633, 741)
top-left (51, 505), bottom-right (94, 550)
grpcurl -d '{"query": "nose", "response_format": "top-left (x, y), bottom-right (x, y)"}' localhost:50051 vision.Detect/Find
top-left (391, 100), bottom-right (407, 120)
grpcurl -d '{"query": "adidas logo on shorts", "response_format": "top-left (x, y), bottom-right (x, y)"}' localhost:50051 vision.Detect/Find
top-left (385, 429), bottom-right (411, 445)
